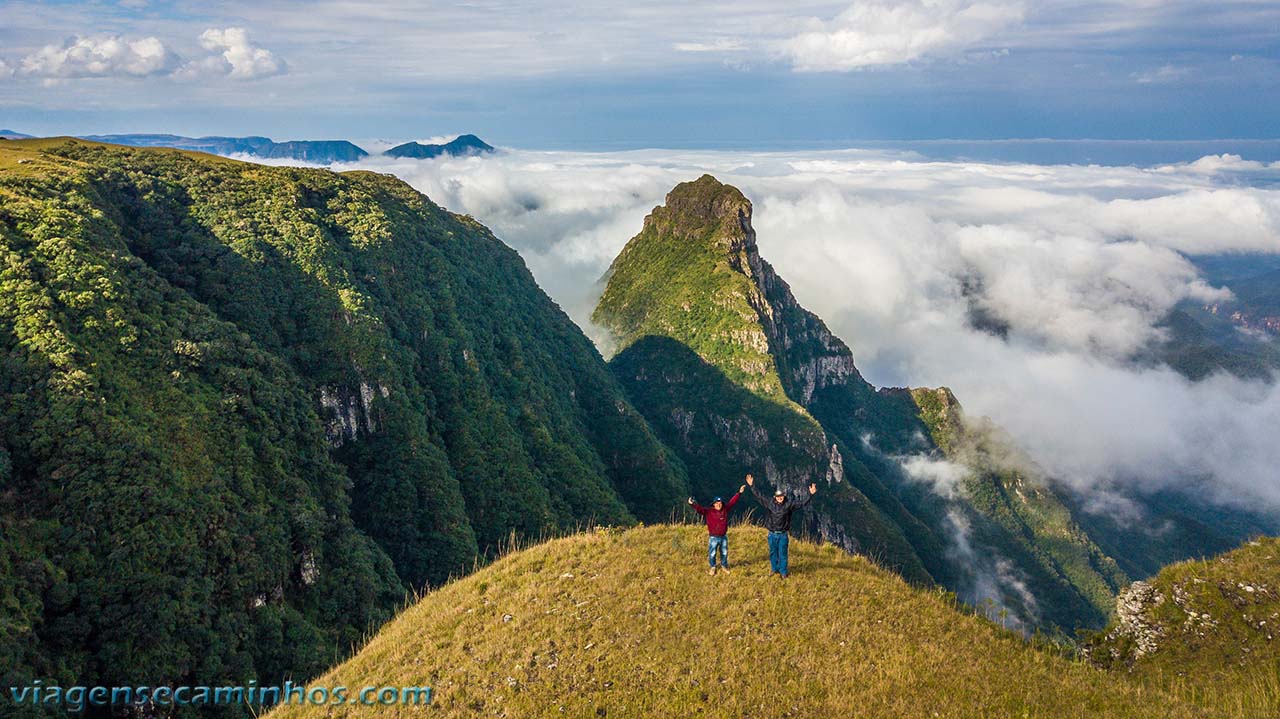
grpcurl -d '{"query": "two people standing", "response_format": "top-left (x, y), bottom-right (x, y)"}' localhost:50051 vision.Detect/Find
top-left (688, 473), bottom-right (817, 579)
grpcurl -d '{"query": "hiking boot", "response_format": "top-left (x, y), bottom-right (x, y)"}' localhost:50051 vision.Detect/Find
top-left (708, 567), bottom-right (717, 575)
top-left (719, 566), bottom-right (731, 575)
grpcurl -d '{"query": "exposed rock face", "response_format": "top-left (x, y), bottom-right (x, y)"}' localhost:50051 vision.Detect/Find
top-left (733, 241), bottom-right (862, 405)
top-left (825, 444), bottom-right (845, 485)
top-left (318, 380), bottom-right (389, 447)
top-left (694, 176), bottom-right (865, 407)
top-left (1112, 581), bottom-right (1166, 659)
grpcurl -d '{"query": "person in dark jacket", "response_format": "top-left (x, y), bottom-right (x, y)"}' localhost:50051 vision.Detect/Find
top-left (746, 473), bottom-right (816, 579)
top-left (688, 485), bottom-right (746, 574)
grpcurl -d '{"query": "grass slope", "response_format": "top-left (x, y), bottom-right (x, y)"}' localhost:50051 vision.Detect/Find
top-left (1086, 537), bottom-right (1280, 715)
top-left (272, 525), bottom-right (1207, 719)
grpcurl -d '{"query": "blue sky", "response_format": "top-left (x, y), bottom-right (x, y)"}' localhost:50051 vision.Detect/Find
top-left (1, 0), bottom-right (1278, 147)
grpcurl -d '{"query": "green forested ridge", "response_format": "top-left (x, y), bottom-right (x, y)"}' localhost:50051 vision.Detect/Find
top-left (1159, 254), bottom-right (1280, 380)
top-left (0, 138), bottom-right (686, 708)
top-left (908, 387), bottom-right (1130, 628)
top-left (594, 175), bottom-right (1134, 632)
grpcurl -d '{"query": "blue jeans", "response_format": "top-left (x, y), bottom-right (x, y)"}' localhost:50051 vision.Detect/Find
top-left (708, 535), bottom-right (728, 568)
top-left (768, 531), bottom-right (789, 575)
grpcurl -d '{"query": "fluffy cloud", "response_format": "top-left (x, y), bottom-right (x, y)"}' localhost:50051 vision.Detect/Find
top-left (187, 27), bottom-right (286, 80)
top-left (18, 35), bottom-right (178, 79)
top-left (781, 0), bottom-right (1025, 71)
top-left (6, 29), bottom-right (284, 82)
top-left (320, 146), bottom-right (1280, 515)
top-left (897, 454), bottom-right (971, 499)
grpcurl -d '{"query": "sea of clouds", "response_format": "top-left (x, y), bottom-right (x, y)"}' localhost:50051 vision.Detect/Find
top-left (328, 146), bottom-right (1280, 515)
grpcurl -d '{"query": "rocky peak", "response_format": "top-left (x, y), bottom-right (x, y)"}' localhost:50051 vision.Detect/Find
top-left (646, 174), bottom-right (755, 250)
top-left (600, 175), bottom-right (866, 409)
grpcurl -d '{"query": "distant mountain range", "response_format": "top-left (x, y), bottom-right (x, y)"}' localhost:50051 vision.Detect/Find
top-left (384, 134), bottom-right (494, 158)
top-left (1, 130), bottom-right (496, 163)
top-left (75, 134), bottom-right (369, 163)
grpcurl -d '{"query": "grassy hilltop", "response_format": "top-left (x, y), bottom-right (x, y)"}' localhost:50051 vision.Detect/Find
top-left (272, 524), bottom-right (1221, 719)
top-left (1086, 536), bottom-right (1280, 714)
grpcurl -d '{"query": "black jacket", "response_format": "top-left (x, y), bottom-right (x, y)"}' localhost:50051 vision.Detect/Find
top-left (750, 484), bottom-right (812, 532)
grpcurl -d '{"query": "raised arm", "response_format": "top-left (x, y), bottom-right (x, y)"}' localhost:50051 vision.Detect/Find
top-left (726, 491), bottom-right (743, 511)
top-left (688, 497), bottom-right (708, 516)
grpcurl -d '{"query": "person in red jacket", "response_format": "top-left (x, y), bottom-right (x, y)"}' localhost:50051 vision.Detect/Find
top-left (688, 484), bottom-right (746, 575)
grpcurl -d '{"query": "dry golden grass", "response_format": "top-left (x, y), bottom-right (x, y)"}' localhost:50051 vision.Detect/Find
top-left (1092, 537), bottom-right (1280, 718)
top-left (269, 525), bottom-right (1220, 719)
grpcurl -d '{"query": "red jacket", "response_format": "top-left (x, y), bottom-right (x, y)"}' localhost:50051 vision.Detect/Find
top-left (692, 493), bottom-right (741, 537)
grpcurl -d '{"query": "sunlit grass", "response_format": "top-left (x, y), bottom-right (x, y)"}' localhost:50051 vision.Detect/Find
top-left (269, 524), bottom-right (1234, 718)
top-left (1088, 537), bottom-right (1280, 719)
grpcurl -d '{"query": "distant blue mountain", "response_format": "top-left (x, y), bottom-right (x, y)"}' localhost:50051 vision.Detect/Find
top-left (79, 133), bottom-right (369, 163)
top-left (5, 131), bottom-right (497, 163)
top-left (383, 134), bottom-right (495, 159)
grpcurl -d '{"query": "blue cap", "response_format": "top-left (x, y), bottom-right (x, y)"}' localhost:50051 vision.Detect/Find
top-left (713, 496), bottom-right (723, 503)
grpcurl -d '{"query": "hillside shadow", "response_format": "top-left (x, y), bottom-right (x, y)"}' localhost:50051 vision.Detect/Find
top-left (611, 335), bottom-right (825, 498)
top-left (610, 334), bottom-right (936, 584)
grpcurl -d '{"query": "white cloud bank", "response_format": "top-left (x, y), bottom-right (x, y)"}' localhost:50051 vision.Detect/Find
top-left (18, 35), bottom-right (178, 79)
top-left (8, 28), bottom-right (284, 81)
top-left (781, 0), bottom-right (1025, 70)
top-left (329, 147), bottom-right (1280, 514)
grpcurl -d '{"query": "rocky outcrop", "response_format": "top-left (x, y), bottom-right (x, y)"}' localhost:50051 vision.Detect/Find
top-left (1086, 537), bottom-right (1280, 683)
top-left (1084, 580), bottom-right (1169, 667)
top-left (1113, 581), bottom-right (1166, 659)
top-left (318, 380), bottom-right (390, 447)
